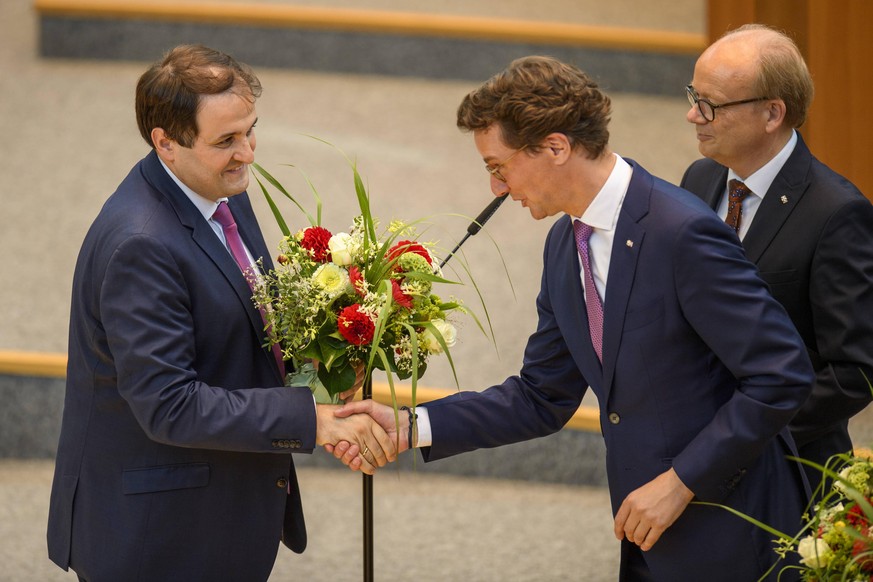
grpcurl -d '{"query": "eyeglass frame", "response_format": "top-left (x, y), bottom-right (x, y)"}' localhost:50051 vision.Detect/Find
top-left (685, 85), bottom-right (769, 122)
top-left (485, 144), bottom-right (530, 182)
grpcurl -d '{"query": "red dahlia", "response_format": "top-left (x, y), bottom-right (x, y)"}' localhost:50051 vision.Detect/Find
top-left (349, 265), bottom-right (366, 297)
top-left (391, 279), bottom-right (414, 309)
top-left (387, 240), bottom-right (432, 267)
top-left (337, 304), bottom-right (375, 345)
top-left (299, 226), bottom-right (332, 262)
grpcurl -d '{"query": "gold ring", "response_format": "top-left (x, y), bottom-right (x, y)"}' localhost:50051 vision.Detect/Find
top-left (361, 446), bottom-right (370, 457)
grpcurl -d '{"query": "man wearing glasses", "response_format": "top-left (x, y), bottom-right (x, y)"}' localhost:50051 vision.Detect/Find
top-left (333, 55), bottom-right (814, 580)
top-left (681, 24), bottom-right (873, 489)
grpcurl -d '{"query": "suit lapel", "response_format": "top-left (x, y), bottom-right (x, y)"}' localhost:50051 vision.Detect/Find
top-left (600, 161), bottom-right (649, 398)
top-left (142, 153), bottom-right (273, 354)
top-left (694, 165), bottom-right (727, 211)
top-left (191, 220), bottom-right (266, 336)
top-left (742, 137), bottom-right (813, 263)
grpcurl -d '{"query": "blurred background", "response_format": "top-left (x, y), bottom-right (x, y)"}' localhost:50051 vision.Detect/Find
top-left (1, 0), bottom-right (870, 579)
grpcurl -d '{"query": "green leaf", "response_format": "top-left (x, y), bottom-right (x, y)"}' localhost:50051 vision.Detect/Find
top-left (419, 320), bottom-right (458, 389)
top-left (317, 362), bottom-right (356, 395)
top-left (251, 162), bottom-right (316, 227)
top-left (299, 342), bottom-right (324, 363)
top-left (366, 279), bottom-right (395, 372)
top-left (251, 173), bottom-right (290, 237)
top-left (403, 271), bottom-right (461, 285)
top-left (692, 501), bottom-right (793, 542)
top-left (295, 167), bottom-right (324, 227)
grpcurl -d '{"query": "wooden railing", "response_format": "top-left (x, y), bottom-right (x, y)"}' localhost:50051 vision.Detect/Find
top-left (34, 0), bottom-right (705, 55)
top-left (0, 350), bottom-right (601, 432)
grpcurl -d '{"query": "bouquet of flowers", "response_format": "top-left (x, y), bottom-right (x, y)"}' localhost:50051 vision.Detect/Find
top-left (788, 452), bottom-right (873, 581)
top-left (249, 151), bottom-right (489, 404)
top-left (703, 450), bottom-right (873, 582)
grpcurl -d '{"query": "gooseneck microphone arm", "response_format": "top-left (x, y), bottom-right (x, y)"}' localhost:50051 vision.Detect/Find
top-left (440, 194), bottom-right (508, 268)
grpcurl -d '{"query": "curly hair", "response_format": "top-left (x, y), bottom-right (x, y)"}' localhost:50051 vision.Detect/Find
top-left (135, 44), bottom-right (262, 149)
top-left (457, 56), bottom-right (612, 159)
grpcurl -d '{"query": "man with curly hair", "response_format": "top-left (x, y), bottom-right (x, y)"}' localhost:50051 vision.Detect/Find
top-left (334, 55), bottom-right (814, 580)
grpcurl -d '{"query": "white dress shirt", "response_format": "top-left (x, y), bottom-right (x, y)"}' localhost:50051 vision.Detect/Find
top-left (159, 158), bottom-right (257, 268)
top-left (716, 130), bottom-right (798, 240)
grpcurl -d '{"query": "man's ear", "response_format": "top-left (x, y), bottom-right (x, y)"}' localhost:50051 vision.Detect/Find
top-left (151, 128), bottom-right (175, 162)
top-left (764, 99), bottom-right (787, 133)
top-left (542, 132), bottom-right (573, 163)
top-left (543, 133), bottom-right (573, 164)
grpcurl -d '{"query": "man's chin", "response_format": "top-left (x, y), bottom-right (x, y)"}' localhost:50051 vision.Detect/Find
top-left (226, 179), bottom-right (250, 196)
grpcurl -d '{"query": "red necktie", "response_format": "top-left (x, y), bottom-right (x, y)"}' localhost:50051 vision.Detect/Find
top-left (213, 201), bottom-right (286, 378)
top-left (726, 179), bottom-right (752, 234)
top-left (573, 220), bottom-right (603, 362)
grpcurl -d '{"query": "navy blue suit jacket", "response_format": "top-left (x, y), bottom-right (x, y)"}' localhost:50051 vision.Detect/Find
top-left (48, 151), bottom-right (315, 581)
top-left (421, 161), bottom-right (813, 580)
top-left (682, 134), bottom-right (873, 469)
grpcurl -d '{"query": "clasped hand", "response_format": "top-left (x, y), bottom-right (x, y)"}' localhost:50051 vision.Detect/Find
top-left (323, 400), bottom-right (411, 473)
top-left (312, 363), bottom-right (408, 474)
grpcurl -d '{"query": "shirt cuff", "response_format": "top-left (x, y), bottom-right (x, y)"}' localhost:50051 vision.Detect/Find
top-left (414, 406), bottom-right (433, 448)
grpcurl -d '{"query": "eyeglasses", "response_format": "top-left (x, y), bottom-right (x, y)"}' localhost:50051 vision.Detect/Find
top-left (686, 85), bottom-right (769, 122)
top-left (485, 144), bottom-right (529, 182)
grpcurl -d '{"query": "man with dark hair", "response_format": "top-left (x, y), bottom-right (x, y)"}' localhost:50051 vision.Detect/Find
top-left (47, 44), bottom-right (394, 581)
top-left (681, 24), bottom-right (873, 487)
top-left (333, 55), bottom-right (814, 580)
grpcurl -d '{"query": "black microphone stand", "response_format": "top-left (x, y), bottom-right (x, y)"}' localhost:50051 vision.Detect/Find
top-left (361, 194), bottom-right (508, 582)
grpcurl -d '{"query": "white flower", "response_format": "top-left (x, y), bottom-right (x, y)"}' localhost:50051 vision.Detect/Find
top-left (421, 319), bottom-right (457, 354)
top-left (328, 232), bottom-right (357, 266)
top-left (797, 536), bottom-right (832, 568)
top-left (312, 263), bottom-right (350, 298)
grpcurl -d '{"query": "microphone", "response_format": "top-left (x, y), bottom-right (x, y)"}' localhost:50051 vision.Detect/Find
top-left (440, 195), bottom-right (509, 268)
top-left (467, 194), bottom-right (508, 236)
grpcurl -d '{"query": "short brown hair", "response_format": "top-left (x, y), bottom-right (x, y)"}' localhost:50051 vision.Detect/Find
top-left (457, 56), bottom-right (612, 158)
top-left (722, 24), bottom-right (814, 128)
top-left (135, 45), bottom-right (262, 148)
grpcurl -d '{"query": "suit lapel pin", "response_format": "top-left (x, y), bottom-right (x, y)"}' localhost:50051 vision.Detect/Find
top-left (626, 240), bottom-right (634, 248)
top-left (780, 195), bottom-right (788, 204)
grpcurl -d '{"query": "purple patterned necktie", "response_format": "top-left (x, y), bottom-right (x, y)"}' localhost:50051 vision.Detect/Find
top-left (726, 179), bottom-right (752, 234)
top-left (213, 201), bottom-right (286, 378)
top-left (573, 220), bottom-right (603, 362)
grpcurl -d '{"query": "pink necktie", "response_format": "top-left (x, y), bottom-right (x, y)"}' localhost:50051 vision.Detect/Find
top-left (573, 220), bottom-right (603, 362)
top-left (726, 179), bottom-right (752, 234)
top-left (213, 201), bottom-right (286, 378)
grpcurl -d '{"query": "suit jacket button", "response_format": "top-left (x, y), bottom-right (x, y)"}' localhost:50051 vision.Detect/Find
top-left (292, 440), bottom-right (301, 449)
top-left (271, 440), bottom-right (279, 448)
top-left (608, 412), bottom-right (621, 425)
top-left (276, 477), bottom-right (288, 488)
top-left (282, 440), bottom-right (291, 448)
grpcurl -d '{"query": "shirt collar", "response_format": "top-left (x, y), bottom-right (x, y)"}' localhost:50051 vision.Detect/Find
top-left (569, 153), bottom-right (632, 230)
top-left (727, 130), bottom-right (798, 198)
top-left (158, 157), bottom-right (227, 221)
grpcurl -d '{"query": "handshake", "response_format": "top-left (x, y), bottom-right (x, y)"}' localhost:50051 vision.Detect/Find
top-left (315, 399), bottom-right (415, 475)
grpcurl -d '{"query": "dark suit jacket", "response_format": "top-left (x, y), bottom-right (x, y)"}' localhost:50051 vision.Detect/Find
top-left (48, 151), bottom-right (315, 581)
top-left (682, 133), bottom-right (873, 469)
top-left (421, 161), bottom-right (813, 580)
